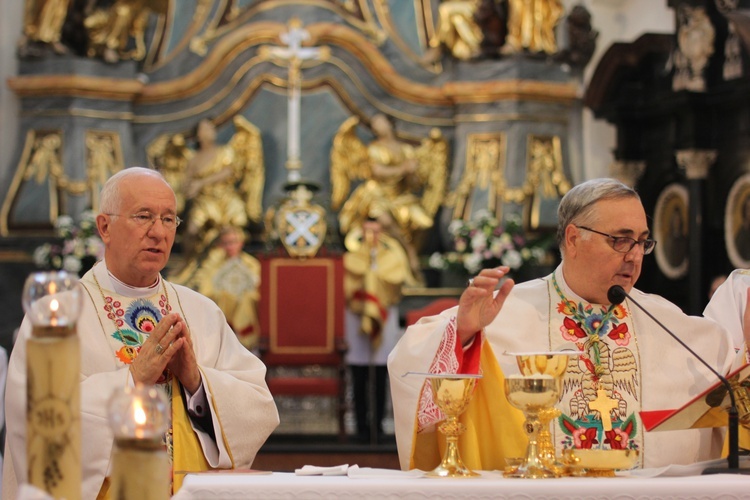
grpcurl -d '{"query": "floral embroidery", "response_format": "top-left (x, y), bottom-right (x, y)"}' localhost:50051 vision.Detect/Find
top-left (561, 317), bottom-right (586, 341)
top-left (605, 428), bottom-right (629, 450)
top-left (552, 274), bottom-right (640, 456)
top-left (573, 427), bottom-right (598, 449)
top-left (607, 323), bottom-right (630, 346)
top-left (103, 296), bottom-right (163, 365)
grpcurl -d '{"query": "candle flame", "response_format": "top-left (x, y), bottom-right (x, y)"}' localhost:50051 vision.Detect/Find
top-left (50, 299), bottom-right (59, 312)
top-left (134, 400), bottom-right (147, 426)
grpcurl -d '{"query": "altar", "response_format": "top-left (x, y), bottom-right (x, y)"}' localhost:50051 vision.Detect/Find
top-left (172, 468), bottom-right (750, 499)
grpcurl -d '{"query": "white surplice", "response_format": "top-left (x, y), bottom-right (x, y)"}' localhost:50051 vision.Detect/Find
top-left (704, 268), bottom-right (750, 358)
top-left (3, 261), bottom-right (279, 499)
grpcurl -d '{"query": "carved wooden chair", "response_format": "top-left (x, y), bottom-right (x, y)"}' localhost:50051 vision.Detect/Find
top-left (258, 256), bottom-right (348, 441)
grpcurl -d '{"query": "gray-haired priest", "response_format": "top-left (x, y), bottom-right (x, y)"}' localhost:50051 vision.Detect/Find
top-left (3, 167), bottom-right (279, 499)
top-left (388, 178), bottom-right (742, 473)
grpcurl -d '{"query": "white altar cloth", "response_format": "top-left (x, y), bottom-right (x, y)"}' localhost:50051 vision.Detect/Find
top-left (172, 469), bottom-right (750, 499)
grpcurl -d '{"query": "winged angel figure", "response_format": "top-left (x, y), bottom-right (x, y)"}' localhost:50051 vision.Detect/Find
top-left (149, 115), bottom-right (264, 259)
top-left (331, 114), bottom-right (448, 277)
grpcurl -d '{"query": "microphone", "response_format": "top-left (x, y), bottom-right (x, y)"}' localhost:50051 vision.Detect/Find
top-left (607, 285), bottom-right (747, 474)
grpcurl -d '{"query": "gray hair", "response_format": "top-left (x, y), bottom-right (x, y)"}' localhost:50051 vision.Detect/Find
top-left (556, 178), bottom-right (640, 250)
top-left (99, 167), bottom-right (169, 215)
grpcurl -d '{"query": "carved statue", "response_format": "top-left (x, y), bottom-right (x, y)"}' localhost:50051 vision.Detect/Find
top-left (161, 116), bottom-right (265, 259)
top-left (673, 5), bottom-right (715, 92)
top-left (423, 0), bottom-right (483, 63)
top-left (172, 226), bottom-right (262, 350)
top-left (555, 4), bottom-right (597, 68)
top-left (331, 114), bottom-right (448, 280)
top-left (84, 0), bottom-right (167, 63)
top-left (504, 0), bottom-right (564, 55)
top-left (19, 0), bottom-right (71, 55)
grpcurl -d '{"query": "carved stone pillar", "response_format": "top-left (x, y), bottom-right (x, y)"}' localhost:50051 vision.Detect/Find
top-left (608, 160), bottom-right (645, 188)
top-left (675, 149), bottom-right (716, 314)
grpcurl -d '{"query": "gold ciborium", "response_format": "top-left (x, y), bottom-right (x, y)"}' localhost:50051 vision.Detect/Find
top-left (504, 352), bottom-right (574, 479)
top-left (419, 373), bottom-right (482, 478)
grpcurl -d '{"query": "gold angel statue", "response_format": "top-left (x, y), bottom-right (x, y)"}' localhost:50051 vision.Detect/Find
top-left (21, 0), bottom-right (70, 54)
top-left (150, 116), bottom-right (264, 259)
top-left (423, 0), bottom-right (483, 64)
top-left (84, 0), bottom-right (168, 63)
top-left (331, 114), bottom-right (448, 278)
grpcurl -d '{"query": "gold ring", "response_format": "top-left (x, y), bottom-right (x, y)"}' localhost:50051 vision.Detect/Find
top-left (154, 343), bottom-right (164, 355)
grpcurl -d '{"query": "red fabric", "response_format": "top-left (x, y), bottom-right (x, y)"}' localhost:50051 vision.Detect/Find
top-left (258, 256), bottom-right (345, 366)
top-left (457, 330), bottom-right (483, 374)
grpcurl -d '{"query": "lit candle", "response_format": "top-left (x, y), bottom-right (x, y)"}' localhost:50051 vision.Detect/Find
top-left (23, 271), bottom-right (82, 499)
top-left (109, 385), bottom-right (170, 500)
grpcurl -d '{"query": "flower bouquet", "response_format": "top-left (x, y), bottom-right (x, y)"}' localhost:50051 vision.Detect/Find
top-left (429, 211), bottom-right (554, 275)
top-left (33, 210), bottom-right (104, 275)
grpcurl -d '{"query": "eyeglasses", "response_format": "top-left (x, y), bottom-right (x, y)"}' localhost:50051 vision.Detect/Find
top-left (576, 226), bottom-right (656, 255)
top-left (106, 212), bottom-right (182, 230)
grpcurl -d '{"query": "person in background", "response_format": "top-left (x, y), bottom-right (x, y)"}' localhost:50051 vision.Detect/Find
top-left (343, 217), bottom-right (416, 442)
top-left (176, 225), bottom-right (262, 351)
top-left (3, 167), bottom-right (279, 499)
top-left (389, 177), bottom-right (739, 472)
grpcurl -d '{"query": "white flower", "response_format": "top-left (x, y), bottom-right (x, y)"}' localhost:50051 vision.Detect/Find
top-left (448, 219), bottom-right (464, 236)
top-left (85, 237), bottom-right (104, 258)
top-left (501, 249), bottom-right (523, 270)
top-left (473, 209), bottom-right (492, 221)
top-left (428, 252), bottom-right (446, 269)
top-left (470, 232), bottom-right (487, 252)
top-left (463, 253), bottom-right (483, 274)
top-left (55, 215), bottom-right (74, 229)
top-left (33, 244), bottom-right (51, 268)
top-left (62, 255), bottom-right (82, 273)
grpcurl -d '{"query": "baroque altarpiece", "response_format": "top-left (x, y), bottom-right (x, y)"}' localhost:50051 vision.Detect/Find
top-left (0, 0), bottom-right (597, 355)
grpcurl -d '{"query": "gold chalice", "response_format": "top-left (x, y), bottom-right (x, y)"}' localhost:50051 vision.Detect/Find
top-left (504, 352), bottom-right (576, 479)
top-left (424, 373), bottom-right (482, 478)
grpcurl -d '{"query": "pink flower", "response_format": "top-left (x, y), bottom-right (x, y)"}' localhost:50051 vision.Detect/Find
top-left (604, 428), bottom-right (629, 450)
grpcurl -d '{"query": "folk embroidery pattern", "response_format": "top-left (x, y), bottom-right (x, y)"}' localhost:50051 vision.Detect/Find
top-left (551, 275), bottom-right (640, 452)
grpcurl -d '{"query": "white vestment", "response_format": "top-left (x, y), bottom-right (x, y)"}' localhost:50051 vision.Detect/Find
top-left (704, 268), bottom-right (750, 358)
top-left (389, 265), bottom-right (736, 471)
top-left (3, 261), bottom-right (279, 499)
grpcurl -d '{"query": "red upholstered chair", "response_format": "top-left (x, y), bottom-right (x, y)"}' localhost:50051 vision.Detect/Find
top-left (258, 256), bottom-right (348, 441)
top-left (406, 297), bottom-right (460, 327)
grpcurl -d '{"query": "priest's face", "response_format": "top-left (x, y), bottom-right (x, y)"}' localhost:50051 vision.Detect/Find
top-left (562, 197), bottom-right (650, 304)
top-left (98, 174), bottom-right (177, 287)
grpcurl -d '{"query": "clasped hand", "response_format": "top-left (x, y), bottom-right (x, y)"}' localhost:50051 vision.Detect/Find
top-left (457, 266), bottom-right (515, 346)
top-left (129, 313), bottom-right (201, 393)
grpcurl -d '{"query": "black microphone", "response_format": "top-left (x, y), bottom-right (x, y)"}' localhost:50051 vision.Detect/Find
top-left (607, 284), bottom-right (747, 474)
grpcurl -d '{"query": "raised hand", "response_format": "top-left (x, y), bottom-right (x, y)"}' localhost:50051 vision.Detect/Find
top-left (456, 266), bottom-right (515, 346)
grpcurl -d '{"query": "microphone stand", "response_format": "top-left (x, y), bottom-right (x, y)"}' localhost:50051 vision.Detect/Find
top-left (608, 285), bottom-right (748, 474)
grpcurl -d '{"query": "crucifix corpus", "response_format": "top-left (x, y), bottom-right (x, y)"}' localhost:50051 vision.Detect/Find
top-left (262, 18), bottom-right (330, 182)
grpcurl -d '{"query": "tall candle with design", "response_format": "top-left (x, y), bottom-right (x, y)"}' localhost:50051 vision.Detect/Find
top-left (22, 271), bottom-right (83, 498)
top-left (108, 384), bottom-right (170, 500)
